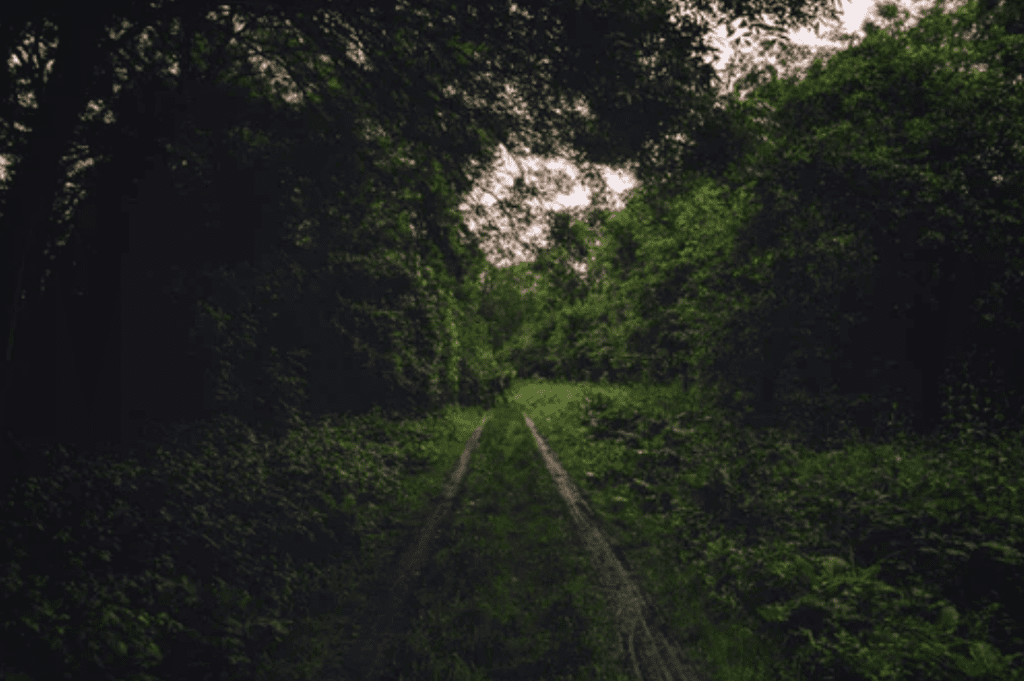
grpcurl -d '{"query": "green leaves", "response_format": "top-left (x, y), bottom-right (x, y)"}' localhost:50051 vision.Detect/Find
top-left (1, 400), bottom-right (489, 681)
top-left (937, 604), bottom-right (960, 634)
top-left (659, 0), bottom-right (1024, 439)
top-left (955, 640), bottom-right (1019, 678)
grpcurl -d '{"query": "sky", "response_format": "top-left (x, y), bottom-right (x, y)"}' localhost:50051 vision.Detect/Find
top-left (463, 0), bottom-right (972, 268)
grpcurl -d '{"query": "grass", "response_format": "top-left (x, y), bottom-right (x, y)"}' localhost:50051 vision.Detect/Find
top-left (513, 376), bottom-right (1024, 681)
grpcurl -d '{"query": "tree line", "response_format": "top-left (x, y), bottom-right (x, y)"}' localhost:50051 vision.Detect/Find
top-left (3, 0), bottom-right (814, 482)
top-left (486, 0), bottom-right (1024, 447)
top-left (1, 0), bottom-right (1021, 483)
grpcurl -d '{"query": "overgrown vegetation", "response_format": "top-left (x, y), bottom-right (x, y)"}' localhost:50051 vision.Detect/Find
top-left (1, 405), bottom-right (487, 681)
top-left (504, 0), bottom-right (1024, 445)
top-left (3, 0), bottom-right (1023, 679)
top-left (518, 379), bottom-right (1024, 681)
top-left (372, 403), bottom-right (632, 681)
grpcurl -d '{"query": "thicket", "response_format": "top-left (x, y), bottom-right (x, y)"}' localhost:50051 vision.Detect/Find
top-left (2, 5), bottom-right (515, 678)
top-left (491, 2), bottom-right (1024, 676)
top-left (2, 1), bottom-right (1023, 679)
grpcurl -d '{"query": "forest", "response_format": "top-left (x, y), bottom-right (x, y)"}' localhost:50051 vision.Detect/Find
top-left (1, 0), bottom-right (1022, 679)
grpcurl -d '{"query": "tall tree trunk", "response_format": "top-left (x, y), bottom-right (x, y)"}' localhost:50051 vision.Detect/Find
top-left (0, 11), bottom-right (107, 479)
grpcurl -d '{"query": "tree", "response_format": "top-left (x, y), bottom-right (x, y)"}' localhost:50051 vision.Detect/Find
top-left (0, 0), bottom-right (853, 471)
top-left (701, 0), bottom-right (1024, 439)
top-left (521, 0), bottom-right (1024, 444)
top-left (477, 261), bottom-right (543, 352)
top-left (529, 211), bottom-right (594, 306)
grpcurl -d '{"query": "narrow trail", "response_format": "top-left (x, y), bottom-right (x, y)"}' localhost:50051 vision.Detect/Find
top-left (355, 407), bottom-right (709, 680)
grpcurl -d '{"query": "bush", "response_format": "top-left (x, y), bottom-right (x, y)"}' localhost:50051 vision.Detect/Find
top-left (0, 410), bottom-right (415, 681)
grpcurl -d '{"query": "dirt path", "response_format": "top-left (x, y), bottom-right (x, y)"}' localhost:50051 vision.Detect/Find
top-left (354, 409), bottom-right (709, 680)
top-left (523, 414), bottom-right (708, 681)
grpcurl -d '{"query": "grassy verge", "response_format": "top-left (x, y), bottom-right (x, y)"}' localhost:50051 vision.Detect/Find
top-left (374, 402), bottom-right (632, 680)
top-left (514, 377), bottom-right (1024, 681)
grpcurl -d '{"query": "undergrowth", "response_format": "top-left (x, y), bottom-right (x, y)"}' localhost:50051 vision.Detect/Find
top-left (517, 377), bottom-right (1024, 681)
top-left (4, 375), bottom-right (1022, 681)
top-left (0, 404), bottom-right (486, 681)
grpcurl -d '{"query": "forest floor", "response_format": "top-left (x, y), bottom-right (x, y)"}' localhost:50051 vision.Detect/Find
top-left (5, 379), bottom-right (1020, 681)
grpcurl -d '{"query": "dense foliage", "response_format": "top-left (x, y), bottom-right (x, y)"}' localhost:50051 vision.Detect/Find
top-left (1, 408), bottom-right (486, 681)
top-left (1, 0), bottom-right (845, 454)
top-left (2, 0), bottom-right (1023, 679)
top-left (500, 0), bottom-right (1024, 447)
top-left (525, 379), bottom-right (1024, 681)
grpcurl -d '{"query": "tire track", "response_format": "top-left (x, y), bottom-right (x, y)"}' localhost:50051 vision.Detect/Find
top-left (360, 415), bottom-right (487, 680)
top-left (523, 414), bottom-right (709, 681)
